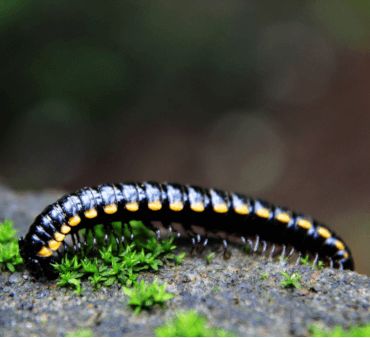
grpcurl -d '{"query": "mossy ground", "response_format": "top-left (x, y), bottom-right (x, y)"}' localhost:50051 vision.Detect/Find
top-left (1, 187), bottom-right (369, 336)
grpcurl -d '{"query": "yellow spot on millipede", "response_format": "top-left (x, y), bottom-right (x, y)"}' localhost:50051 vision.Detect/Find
top-left (214, 203), bottom-right (228, 213)
top-left (234, 205), bottom-right (249, 215)
top-left (85, 208), bottom-right (98, 219)
top-left (191, 202), bottom-right (205, 212)
top-left (170, 201), bottom-right (183, 212)
top-left (60, 224), bottom-right (71, 234)
top-left (68, 215), bottom-right (81, 226)
top-left (126, 202), bottom-right (139, 212)
top-left (38, 246), bottom-right (52, 257)
top-left (335, 240), bottom-right (345, 251)
top-left (148, 201), bottom-right (162, 211)
top-left (104, 204), bottom-right (118, 214)
top-left (317, 227), bottom-right (331, 239)
top-left (48, 239), bottom-right (61, 251)
top-left (343, 251), bottom-right (349, 259)
top-left (256, 208), bottom-right (271, 219)
top-left (54, 231), bottom-right (65, 242)
top-left (276, 213), bottom-right (291, 223)
top-left (297, 219), bottom-right (312, 230)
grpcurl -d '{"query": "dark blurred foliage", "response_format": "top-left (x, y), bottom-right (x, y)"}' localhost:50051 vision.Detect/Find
top-left (1, 0), bottom-right (370, 274)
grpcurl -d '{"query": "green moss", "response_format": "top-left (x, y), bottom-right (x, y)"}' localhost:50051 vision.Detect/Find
top-left (51, 221), bottom-right (185, 294)
top-left (0, 219), bottom-right (23, 272)
top-left (123, 278), bottom-right (174, 315)
top-left (206, 252), bottom-right (215, 264)
top-left (260, 272), bottom-right (268, 280)
top-left (279, 271), bottom-right (302, 289)
top-left (65, 328), bottom-right (94, 337)
top-left (154, 310), bottom-right (234, 337)
top-left (300, 255), bottom-right (325, 270)
top-left (310, 324), bottom-right (370, 337)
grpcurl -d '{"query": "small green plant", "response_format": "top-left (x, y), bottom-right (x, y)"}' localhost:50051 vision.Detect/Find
top-left (206, 252), bottom-right (215, 264)
top-left (57, 271), bottom-right (85, 295)
top-left (310, 323), bottom-right (370, 337)
top-left (260, 272), bottom-right (268, 280)
top-left (154, 310), bottom-right (234, 337)
top-left (279, 271), bottom-right (302, 289)
top-left (65, 328), bottom-right (94, 337)
top-left (0, 219), bottom-right (23, 272)
top-left (300, 254), bottom-right (311, 266)
top-left (51, 221), bottom-right (185, 294)
top-left (300, 255), bottom-right (325, 270)
top-left (279, 255), bottom-right (289, 262)
top-left (0, 218), bottom-right (18, 242)
top-left (52, 256), bottom-right (85, 294)
top-left (54, 255), bottom-right (82, 274)
top-left (317, 260), bottom-right (325, 270)
top-left (243, 241), bottom-right (253, 254)
top-left (122, 278), bottom-right (174, 315)
top-left (214, 285), bottom-right (219, 292)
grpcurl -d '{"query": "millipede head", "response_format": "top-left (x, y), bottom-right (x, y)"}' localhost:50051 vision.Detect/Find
top-left (18, 236), bottom-right (58, 279)
top-left (18, 236), bottom-right (26, 262)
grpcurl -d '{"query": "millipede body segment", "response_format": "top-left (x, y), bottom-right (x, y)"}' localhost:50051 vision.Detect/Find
top-left (18, 182), bottom-right (354, 277)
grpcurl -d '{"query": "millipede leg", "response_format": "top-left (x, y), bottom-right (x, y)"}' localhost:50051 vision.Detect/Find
top-left (247, 239), bottom-right (254, 256)
top-left (288, 247), bottom-right (295, 258)
top-left (75, 232), bottom-right (82, 255)
top-left (168, 225), bottom-right (172, 238)
top-left (191, 237), bottom-right (196, 255)
top-left (91, 227), bottom-right (97, 253)
top-left (269, 244), bottom-right (276, 259)
top-left (83, 231), bottom-right (88, 252)
top-left (170, 228), bottom-right (181, 240)
top-left (329, 257), bottom-right (333, 268)
top-left (112, 227), bottom-right (120, 248)
top-left (241, 236), bottom-right (247, 253)
top-left (338, 261), bottom-right (343, 270)
top-left (128, 222), bottom-right (134, 242)
top-left (200, 238), bottom-right (208, 254)
top-left (155, 229), bottom-right (161, 242)
top-left (199, 233), bottom-right (209, 256)
top-left (295, 252), bottom-right (302, 265)
top-left (120, 222), bottom-right (126, 246)
top-left (261, 241), bottom-right (267, 255)
top-left (103, 224), bottom-right (110, 248)
top-left (281, 245), bottom-right (286, 260)
top-left (173, 229), bottom-right (181, 238)
top-left (71, 233), bottom-right (78, 254)
top-left (241, 237), bottom-right (253, 254)
top-left (312, 253), bottom-right (319, 268)
top-left (253, 235), bottom-right (260, 252)
top-left (222, 239), bottom-right (228, 258)
top-left (195, 234), bottom-right (202, 256)
top-left (104, 223), bottom-right (121, 250)
top-left (186, 230), bottom-right (197, 255)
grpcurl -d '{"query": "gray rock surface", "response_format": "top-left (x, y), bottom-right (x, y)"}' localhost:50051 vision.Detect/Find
top-left (1, 185), bottom-right (370, 336)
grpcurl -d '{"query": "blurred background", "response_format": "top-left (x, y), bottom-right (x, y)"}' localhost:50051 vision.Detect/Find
top-left (1, 0), bottom-right (370, 274)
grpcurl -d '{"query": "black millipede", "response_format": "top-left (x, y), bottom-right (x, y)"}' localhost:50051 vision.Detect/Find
top-left (18, 181), bottom-right (354, 277)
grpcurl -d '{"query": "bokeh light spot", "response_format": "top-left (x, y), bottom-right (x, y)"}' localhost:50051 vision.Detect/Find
top-left (201, 111), bottom-right (286, 194)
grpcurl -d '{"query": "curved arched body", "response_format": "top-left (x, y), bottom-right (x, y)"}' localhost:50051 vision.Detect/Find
top-left (18, 182), bottom-right (354, 277)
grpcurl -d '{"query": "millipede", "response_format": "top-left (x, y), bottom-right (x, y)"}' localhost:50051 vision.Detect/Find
top-left (18, 182), bottom-right (354, 277)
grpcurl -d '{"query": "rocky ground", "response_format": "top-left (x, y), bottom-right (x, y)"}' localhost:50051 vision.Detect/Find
top-left (0, 184), bottom-right (369, 336)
